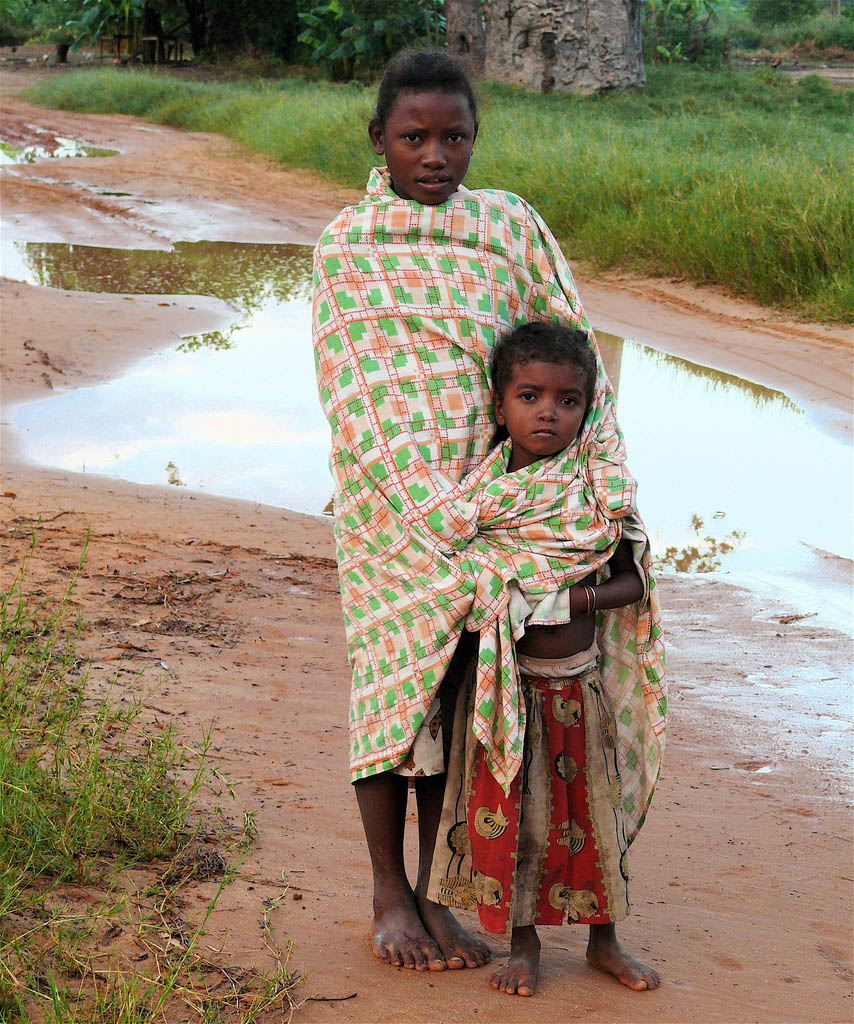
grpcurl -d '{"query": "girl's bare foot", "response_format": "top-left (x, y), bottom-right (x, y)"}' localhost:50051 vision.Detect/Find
top-left (488, 925), bottom-right (540, 996)
top-left (371, 883), bottom-right (446, 971)
top-left (416, 891), bottom-right (492, 969)
top-left (586, 923), bottom-right (660, 990)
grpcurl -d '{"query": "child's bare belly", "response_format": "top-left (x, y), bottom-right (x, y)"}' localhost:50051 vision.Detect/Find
top-left (515, 615), bottom-right (595, 660)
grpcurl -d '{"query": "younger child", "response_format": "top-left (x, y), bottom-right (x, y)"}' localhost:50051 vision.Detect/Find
top-left (429, 321), bottom-right (661, 997)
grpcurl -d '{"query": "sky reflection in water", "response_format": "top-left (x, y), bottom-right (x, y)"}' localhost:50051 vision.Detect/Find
top-left (7, 239), bottom-right (852, 629)
top-left (0, 137), bottom-right (119, 164)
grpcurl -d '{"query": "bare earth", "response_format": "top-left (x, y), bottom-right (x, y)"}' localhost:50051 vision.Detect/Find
top-left (2, 66), bottom-right (853, 1023)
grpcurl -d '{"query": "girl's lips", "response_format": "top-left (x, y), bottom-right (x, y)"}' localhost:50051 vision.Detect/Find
top-left (417, 178), bottom-right (452, 188)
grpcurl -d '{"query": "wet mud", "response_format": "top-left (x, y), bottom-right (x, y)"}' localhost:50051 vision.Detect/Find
top-left (2, 76), bottom-right (852, 1023)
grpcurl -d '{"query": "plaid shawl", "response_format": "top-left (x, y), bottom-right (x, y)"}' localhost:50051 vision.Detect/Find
top-left (313, 168), bottom-right (666, 841)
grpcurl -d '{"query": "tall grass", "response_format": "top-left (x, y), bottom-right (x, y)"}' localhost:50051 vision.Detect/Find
top-left (717, 9), bottom-right (854, 53)
top-left (23, 66), bottom-right (853, 320)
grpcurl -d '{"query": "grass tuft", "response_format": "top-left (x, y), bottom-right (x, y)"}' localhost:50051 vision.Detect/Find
top-left (0, 534), bottom-right (301, 1022)
top-left (22, 65), bottom-right (854, 321)
top-left (0, 533), bottom-right (207, 887)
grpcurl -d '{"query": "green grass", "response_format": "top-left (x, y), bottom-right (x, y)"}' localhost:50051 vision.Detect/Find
top-left (0, 536), bottom-right (298, 1022)
top-left (0, 537), bottom-right (208, 889)
top-left (22, 65), bottom-right (854, 321)
top-left (717, 9), bottom-right (854, 53)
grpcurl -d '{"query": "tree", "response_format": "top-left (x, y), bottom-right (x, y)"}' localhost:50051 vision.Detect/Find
top-left (643, 0), bottom-right (723, 67)
top-left (483, 0), bottom-right (645, 94)
top-left (445, 0), bottom-right (485, 76)
top-left (298, 1), bottom-right (445, 80)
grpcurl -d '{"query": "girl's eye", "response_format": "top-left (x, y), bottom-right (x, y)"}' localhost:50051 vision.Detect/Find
top-left (403, 133), bottom-right (421, 143)
top-left (561, 397), bottom-right (577, 406)
top-left (448, 133), bottom-right (464, 143)
top-left (519, 392), bottom-right (536, 402)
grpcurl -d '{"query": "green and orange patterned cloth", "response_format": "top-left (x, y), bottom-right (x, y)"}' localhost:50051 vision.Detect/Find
top-left (313, 167), bottom-right (666, 842)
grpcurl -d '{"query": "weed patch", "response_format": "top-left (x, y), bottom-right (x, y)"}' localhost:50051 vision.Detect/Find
top-left (0, 533), bottom-right (299, 1022)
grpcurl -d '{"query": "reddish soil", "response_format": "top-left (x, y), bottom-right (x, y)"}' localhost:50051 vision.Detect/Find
top-left (2, 64), bottom-right (852, 1022)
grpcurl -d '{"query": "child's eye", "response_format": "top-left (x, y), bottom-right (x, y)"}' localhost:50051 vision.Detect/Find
top-left (519, 392), bottom-right (537, 402)
top-left (402, 133), bottom-right (421, 143)
top-left (448, 133), bottom-right (464, 143)
top-left (561, 397), bottom-right (577, 406)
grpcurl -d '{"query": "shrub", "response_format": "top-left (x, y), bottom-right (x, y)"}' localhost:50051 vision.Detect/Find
top-left (0, 0), bottom-right (41, 45)
top-left (643, 0), bottom-right (727, 68)
top-left (747, 0), bottom-right (820, 26)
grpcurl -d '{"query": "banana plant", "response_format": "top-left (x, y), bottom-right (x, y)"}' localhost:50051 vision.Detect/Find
top-left (66, 0), bottom-right (146, 46)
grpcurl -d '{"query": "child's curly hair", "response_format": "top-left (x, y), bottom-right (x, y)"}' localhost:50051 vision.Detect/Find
top-left (372, 49), bottom-right (478, 129)
top-left (491, 321), bottom-right (598, 411)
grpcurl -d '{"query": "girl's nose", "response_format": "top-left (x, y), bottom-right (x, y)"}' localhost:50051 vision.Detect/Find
top-left (422, 142), bottom-right (447, 167)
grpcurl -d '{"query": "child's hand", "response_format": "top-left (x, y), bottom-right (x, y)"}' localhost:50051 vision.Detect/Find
top-left (580, 540), bottom-right (643, 614)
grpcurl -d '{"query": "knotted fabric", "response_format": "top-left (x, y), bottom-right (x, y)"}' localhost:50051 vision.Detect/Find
top-left (313, 168), bottom-right (666, 841)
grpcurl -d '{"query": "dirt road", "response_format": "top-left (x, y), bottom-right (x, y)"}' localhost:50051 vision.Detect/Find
top-left (2, 68), bottom-right (852, 1022)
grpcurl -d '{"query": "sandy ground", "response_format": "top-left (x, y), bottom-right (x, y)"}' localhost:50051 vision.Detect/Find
top-left (2, 64), bottom-right (853, 1023)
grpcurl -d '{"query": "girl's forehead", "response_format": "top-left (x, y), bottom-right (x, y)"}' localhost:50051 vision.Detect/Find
top-left (388, 88), bottom-right (476, 123)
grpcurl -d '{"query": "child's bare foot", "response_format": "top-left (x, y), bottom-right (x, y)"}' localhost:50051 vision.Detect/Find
top-left (489, 925), bottom-right (540, 996)
top-left (372, 886), bottom-right (446, 971)
top-left (586, 923), bottom-right (660, 990)
top-left (416, 891), bottom-right (492, 969)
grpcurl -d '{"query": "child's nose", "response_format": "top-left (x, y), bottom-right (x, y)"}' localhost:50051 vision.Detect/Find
top-left (421, 141), bottom-right (447, 167)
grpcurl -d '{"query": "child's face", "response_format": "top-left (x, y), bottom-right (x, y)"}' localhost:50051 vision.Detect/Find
top-left (369, 90), bottom-right (477, 206)
top-left (494, 359), bottom-right (588, 471)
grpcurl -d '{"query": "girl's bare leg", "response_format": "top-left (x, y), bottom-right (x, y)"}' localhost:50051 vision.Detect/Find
top-left (355, 773), bottom-right (445, 971)
top-left (413, 773), bottom-right (492, 969)
top-left (489, 925), bottom-right (540, 996)
top-left (586, 923), bottom-right (661, 990)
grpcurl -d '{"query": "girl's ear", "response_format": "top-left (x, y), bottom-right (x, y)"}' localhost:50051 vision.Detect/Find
top-left (493, 391), bottom-right (506, 426)
top-left (368, 120), bottom-right (385, 156)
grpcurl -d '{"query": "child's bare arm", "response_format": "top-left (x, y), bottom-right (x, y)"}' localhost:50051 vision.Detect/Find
top-left (570, 539), bottom-right (643, 616)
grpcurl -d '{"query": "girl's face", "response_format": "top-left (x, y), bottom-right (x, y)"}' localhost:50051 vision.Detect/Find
top-left (369, 90), bottom-right (477, 206)
top-left (494, 360), bottom-right (588, 472)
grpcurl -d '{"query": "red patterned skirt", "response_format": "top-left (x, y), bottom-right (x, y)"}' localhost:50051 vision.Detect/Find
top-left (427, 645), bottom-right (630, 934)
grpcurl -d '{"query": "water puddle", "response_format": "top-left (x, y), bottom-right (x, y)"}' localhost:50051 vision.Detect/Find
top-left (2, 239), bottom-right (312, 309)
top-left (5, 238), bottom-right (852, 630)
top-left (734, 760), bottom-right (776, 774)
top-left (0, 136), bottom-right (118, 164)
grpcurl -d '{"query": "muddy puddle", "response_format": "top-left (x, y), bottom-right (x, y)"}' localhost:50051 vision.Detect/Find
top-left (5, 238), bottom-right (852, 632)
top-left (0, 135), bottom-right (118, 164)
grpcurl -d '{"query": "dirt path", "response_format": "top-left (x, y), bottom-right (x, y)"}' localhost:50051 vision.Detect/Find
top-left (1, 72), bottom-right (852, 1022)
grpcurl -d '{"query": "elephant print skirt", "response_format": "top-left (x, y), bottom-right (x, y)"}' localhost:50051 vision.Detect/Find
top-left (427, 644), bottom-right (630, 934)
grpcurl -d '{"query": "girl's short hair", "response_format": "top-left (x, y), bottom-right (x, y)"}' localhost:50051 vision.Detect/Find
top-left (491, 322), bottom-right (598, 412)
top-left (373, 49), bottom-right (478, 127)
